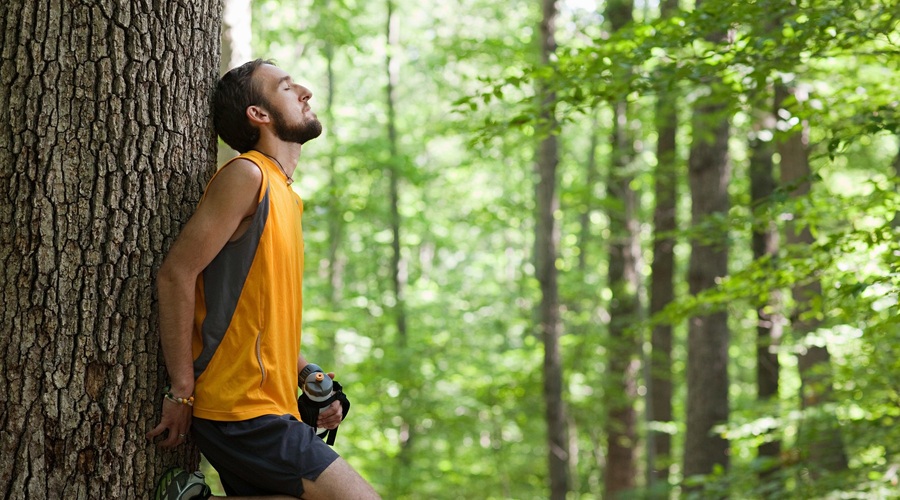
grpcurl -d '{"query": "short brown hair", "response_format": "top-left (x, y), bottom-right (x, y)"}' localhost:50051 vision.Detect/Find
top-left (212, 59), bottom-right (274, 153)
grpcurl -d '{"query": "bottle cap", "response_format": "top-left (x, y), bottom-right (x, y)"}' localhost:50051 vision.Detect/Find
top-left (304, 372), bottom-right (333, 401)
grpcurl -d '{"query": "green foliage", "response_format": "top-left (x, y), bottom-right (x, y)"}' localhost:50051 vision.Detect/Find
top-left (458, 0), bottom-right (900, 149)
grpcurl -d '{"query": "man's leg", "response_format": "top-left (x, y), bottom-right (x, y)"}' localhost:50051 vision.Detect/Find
top-left (299, 457), bottom-right (380, 500)
top-left (156, 460), bottom-right (378, 500)
top-left (191, 415), bottom-right (378, 499)
top-left (209, 496), bottom-right (296, 499)
top-left (202, 458), bottom-right (379, 500)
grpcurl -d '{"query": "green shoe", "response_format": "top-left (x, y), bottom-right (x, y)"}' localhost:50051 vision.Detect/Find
top-left (154, 467), bottom-right (212, 500)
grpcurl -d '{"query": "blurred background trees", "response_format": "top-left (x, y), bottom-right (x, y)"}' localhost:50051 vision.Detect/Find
top-left (227, 0), bottom-right (900, 497)
top-left (273, 0), bottom-right (899, 497)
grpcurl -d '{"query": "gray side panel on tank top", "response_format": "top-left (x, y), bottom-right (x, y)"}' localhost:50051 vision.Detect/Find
top-left (193, 185), bottom-right (270, 379)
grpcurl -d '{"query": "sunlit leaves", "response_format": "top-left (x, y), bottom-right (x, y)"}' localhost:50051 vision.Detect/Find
top-left (463, 0), bottom-right (900, 150)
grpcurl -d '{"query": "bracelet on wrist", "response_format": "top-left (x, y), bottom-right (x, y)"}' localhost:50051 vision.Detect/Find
top-left (163, 385), bottom-right (194, 407)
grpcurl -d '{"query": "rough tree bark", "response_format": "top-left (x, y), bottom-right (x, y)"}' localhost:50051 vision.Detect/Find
top-left (0, 1), bottom-right (220, 497)
top-left (534, 0), bottom-right (569, 497)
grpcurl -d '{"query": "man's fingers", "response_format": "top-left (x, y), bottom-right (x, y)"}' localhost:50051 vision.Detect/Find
top-left (149, 402), bottom-right (193, 445)
top-left (162, 435), bottom-right (180, 449)
top-left (148, 423), bottom-right (177, 448)
top-left (157, 429), bottom-right (189, 449)
top-left (319, 416), bottom-right (340, 429)
top-left (146, 422), bottom-right (165, 440)
top-left (320, 400), bottom-right (342, 418)
top-left (318, 401), bottom-right (343, 429)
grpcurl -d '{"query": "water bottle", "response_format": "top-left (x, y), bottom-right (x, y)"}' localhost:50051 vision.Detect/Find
top-left (302, 370), bottom-right (334, 435)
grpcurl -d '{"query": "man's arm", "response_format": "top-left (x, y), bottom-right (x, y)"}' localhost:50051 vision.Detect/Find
top-left (297, 352), bottom-right (311, 377)
top-left (147, 159), bottom-right (262, 448)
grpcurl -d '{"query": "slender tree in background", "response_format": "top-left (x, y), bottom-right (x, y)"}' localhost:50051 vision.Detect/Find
top-left (895, 139), bottom-right (900, 180)
top-left (648, 0), bottom-right (679, 488)
top-left (288, 0), bottom-right (354, 370)
top-left (385, 0), bottom-right (406, 358)
top-left (683, 99), bottom-right (732, 479)
top-left (321, 14), bottom-right (346, 365)
top-left (384, 0), bottom-right (415, 491)
top-left (683, 1), bottom-right (732, 479)
top-left (895, 141), bottom-right (900, 178)
top-left (603, 0), bottom-right (640, 496)
top-left (0, 1), bottom-right (220, 497)
top-left (749, 98), bottom-right (782, 483)
top-left (571, 110), bottom-right (603, 495)
top-left (535, 0), bottom-right (569, 497)
top-left (577, 113), bottom-right (600, 273)
top-left (775, 80), bottom-right (848, 475)
top-left (893, 137), bottom-right (900, 228)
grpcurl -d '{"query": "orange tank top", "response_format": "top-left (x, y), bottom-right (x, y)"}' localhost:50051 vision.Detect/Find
top-left (191, 150), bottom-right (304, 421)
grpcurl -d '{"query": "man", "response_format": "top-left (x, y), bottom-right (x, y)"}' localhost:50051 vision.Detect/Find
top-left (147, 59), bottom-right (380, 500)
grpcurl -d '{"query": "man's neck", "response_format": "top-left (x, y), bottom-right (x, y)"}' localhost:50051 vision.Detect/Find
top-left (253, 138), bottom-right (302, 182)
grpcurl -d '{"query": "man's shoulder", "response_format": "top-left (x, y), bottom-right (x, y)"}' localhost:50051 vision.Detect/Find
top-left (200, 157), bottom-right (265, 218)
top-left (209, 157), bottom-right (264, 191)
top-left (219, 156), bottom-right (263, 176)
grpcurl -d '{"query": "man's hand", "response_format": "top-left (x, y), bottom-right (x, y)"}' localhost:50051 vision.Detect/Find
top-left (146, 400), bottom-right (193, 449)
top-left (317, 400), bottom-right (343, 430)
top-left (316, 372), bottom-right (342, 430)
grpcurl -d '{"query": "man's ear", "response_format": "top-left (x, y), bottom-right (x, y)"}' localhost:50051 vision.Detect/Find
top-left (246, 105), bottom-right (269, 125)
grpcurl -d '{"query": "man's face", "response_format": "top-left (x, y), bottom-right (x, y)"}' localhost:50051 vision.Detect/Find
top-left (256, 64), bottom-right (323, 145)
top-left (268, 100), bottom-right (322, 145)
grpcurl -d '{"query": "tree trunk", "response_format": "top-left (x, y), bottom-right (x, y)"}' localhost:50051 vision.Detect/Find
top-left (648, 0), bottom-right (679, 484)
top-left (0, 1), bottom-right (220, 497)
top-left (683, 96), bottom-right (731, 480)
top-left (603, 1), bottom-right (639, 496)
top-left (385, 0), bottom-right (406, 350)
top-left (384, 0), bottom-right (415, 492)
top-left (535, 0), bottom-right (569, 497)
top-left (749, 104), bottom-right (782, 482)
top-left (577, 115), bottom-right (599, 273)
top-left (322, 32), bottom-right (346, 367)
top-left (603, 106), bottom-right (640, 496)
top-left (893, 138), bottom-right (900, 228)
top-left (895, 139), bottom-right (900, 178)
top-left (775, 82), bottom-right (848, 475)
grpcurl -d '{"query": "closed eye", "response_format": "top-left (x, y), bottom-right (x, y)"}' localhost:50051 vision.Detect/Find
top-left (277, 75), bottom-right (293, 91)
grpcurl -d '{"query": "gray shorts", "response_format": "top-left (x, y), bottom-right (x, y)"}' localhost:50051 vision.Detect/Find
top-left (191, 414), bottom-right (340, 497)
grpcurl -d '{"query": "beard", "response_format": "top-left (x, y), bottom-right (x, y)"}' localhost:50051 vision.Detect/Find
top-left (269, 105), bottom-right (323, 145)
